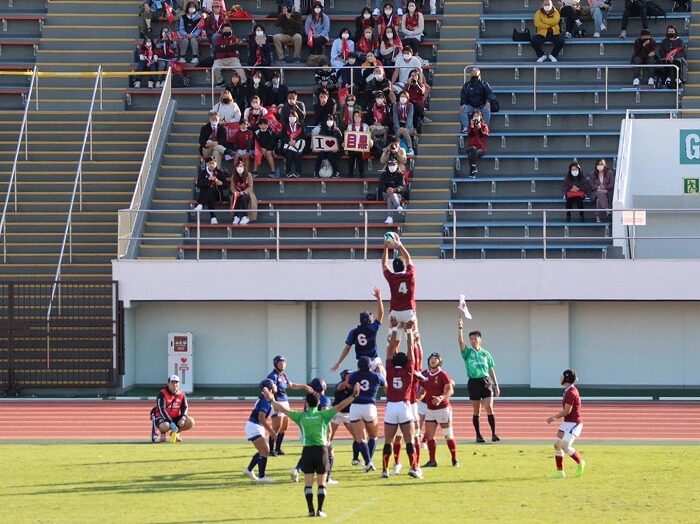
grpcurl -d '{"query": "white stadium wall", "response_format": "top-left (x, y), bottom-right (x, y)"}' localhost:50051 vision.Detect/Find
top-left (114, 259), bottom-right (700, 389)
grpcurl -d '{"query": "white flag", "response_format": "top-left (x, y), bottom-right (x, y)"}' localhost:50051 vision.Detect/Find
top-left (458, 294), bottom-right (472, 319)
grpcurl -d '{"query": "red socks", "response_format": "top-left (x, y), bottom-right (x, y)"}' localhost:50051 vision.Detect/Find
top-left (446, 439), bottom-right (457, 461)
top-left (555, 455), bottom-right (564, 470)
top-left (393, 441), bottom-right (401, 464)
top-left (427, 439), bottom-right (437, 462)
top-left (569, 451), bottom-right (582, 464)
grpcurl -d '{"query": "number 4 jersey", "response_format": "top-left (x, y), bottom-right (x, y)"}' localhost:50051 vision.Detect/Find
top-left (384, 264), bottom-right (416, 312)
top-left (386, 360), bottom-right (415, 402)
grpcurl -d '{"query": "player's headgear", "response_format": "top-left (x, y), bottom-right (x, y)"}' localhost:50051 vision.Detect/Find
top-left (392, 352), bottom-right (408, 367)
top-left (306, 393), bottom-right (319, 407)
top-left (168, 374), bottom-right (180, 383)
top-left (273, 355), bottom-right (286, 369)
top-left (359, 311), bottom-right (371, 325)
top-left (340, 369), bottom-right (352, 380)
top-left (259, 378), bottom-right (275, 391)
top-left (428, 352), bottom-right (443, 367)
top-left (310, 377), bottom-right (327, 393)
top-left (562, 369), bottom-right (577, 385)
top-left (358, 356), bottom-right (371, 372)
top-left (392, 257), bottom-right (405, 272)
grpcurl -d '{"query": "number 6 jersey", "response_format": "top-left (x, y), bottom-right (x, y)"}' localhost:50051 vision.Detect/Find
top-left (345, 319), bottom-right (382, 360)
top-left (386, 360), bottom-right (415, 402)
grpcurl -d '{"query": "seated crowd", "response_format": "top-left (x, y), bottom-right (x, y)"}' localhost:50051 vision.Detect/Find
top-left (137, 0), bottom-right (436, 225)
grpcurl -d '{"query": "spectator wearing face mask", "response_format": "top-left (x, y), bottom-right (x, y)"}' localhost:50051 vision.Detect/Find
top-left (155, 28), bottom-right (178, 88)
top-left (243, 95), bottom-right (269, 129)
top-left (253, 118), bottom-right (279, 178)
top-left (406, 67), bottom-right (429, 130)
top-left (193, 157), bottom-right (226, 225)
top-left (380, 137), bottom-right (408, 169)
top-left (312, 88), bottom-right (338, 135)
top-left (657, 24), bottom-right (687, 88)
top-left (281, 109), bottom-right (306, 178)
top-left (459, 67), bottom-right (494, 132)
top-left (204, 1), bottom-right (229, 42)
top-left (305, 3), bottom-right (331, 56)
top-left (376, 3), bottom-right (401, 37)
top-left (248, 24), bottom-right (272, 73)
top-left (135, 37), bottom-right (159, 89)
top-left (588, 0), bottom-right (612, 38)
top-left (391, 47), bottom-right (422, 94)
top-left (400, 1), bottom-right (424, 56)
top-left (339, 94), bottom-right (359, 129)
top-left (279, 90), bottom-right (306, 127)
top-left (563, 162), bottom-right (591, 223)
top-left (273, 3), bottom-right (303, 64)
top-left (230, 119), bottom-right (254, 170)
top-left (212, 90), bottom-right (241, 124)
top-left (357, 26), bottom-right (380, 58)
top-left (379, 159), bottom-right (407, 224)
top-left (346, 110), bottom-right (370, 178)
top-left (365, 66), bottom-right (395, 106)
top-left (314, 116), bottom-right (343, 178)
top-left (199, 110), bottom-right (228, 166)
top-left (230, 159), bottom-right (255, 225)
top-left (212, 26), bottom-right (246, 87)
top-left (531, 0), bottom-right (565, 63)
top-left (466, 109), bottom-right (489, 178)
top-left (392, 91), bottom-right (415, 156)
top-left (631, 29), bottom-right (657, 87)
top-left (267, 71), bottom-right (289, 107)
top-left (588, 158), bottom-right (614, 223)
top-left (178, 1), bottom-right (203, 65)
top-left (379, 26), bottom-right (403, 74)
top-left (356, 7), bottom-right (377, 42)
top-left (245, 72), bottom-right (271, 107)
top-left (139, 0), bottom-right (173, 38)
top-left (314, 57), bottom-right (339, 96)
top-left (367, 92), bottom-right (391, 149)
top-left (227, 71), bottom-right (246, 113)
top-left (331, 27), bottom-right (356, 71)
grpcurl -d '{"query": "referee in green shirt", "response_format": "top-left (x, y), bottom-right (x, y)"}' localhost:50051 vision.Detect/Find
top-left (263, 382), bottom-right (360, 518)
top-left (458, 318), bottom-right (501, 443)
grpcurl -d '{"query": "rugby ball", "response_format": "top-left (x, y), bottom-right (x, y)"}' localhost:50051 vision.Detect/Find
top-left (384, 231), bottom-right (400, 247)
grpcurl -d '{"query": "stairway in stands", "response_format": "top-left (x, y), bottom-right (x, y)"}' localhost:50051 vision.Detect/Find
top-left (0, 0), bottom-right (154, 390)
top-left (424, 0), bottom-right (689, 259)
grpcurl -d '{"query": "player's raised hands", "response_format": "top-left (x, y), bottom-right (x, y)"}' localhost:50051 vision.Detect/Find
top-left (458, 318), bottom-right (464, 330)
top-left (372, 286), bottom-right (382, 300)
top-left (389, 315), bottom-right (399, 328)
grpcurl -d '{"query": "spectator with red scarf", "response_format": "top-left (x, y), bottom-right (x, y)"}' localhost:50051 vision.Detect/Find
top-left (193, 157), bottom-right (227, 225)
top-left (406, 67), bottom-right (429, 132)
top-left (243, 95), bottom-right (269, 129)
top-left (355, 7), bottom-right (377, 42)
top-left (135, 37), bottom-right (159, 89)
top-left (339, 93), bottom-right (359, 129)
top-left (230, 118), bottom-right (254, 170)
top-left (331, 27), bottom-right (356, 71)
top-left (155, 27), bottom-right (178, 87)
top-left (204, 0), bottom-right (229, 42)
top-left (367, 91), bottom-right (391, 149)
top-left (150, 375), bottom-right (195, 443)
top-left (376, 3), bottom-right (400, 40)
top-left (281, 109), bottom-right (306, 178)
top-left (392, 90), bottom-right (415, 155)
top-left (304, 2), bottom-right (331, 56)
top-left (346, 111), bottom-right (370, 178)
top-left (213, 26), bottom-right (246, 87)
top-left (379, 26), bottom-right (403, 70)
top-left (465, 109), bottom-right (489, 178)
top-left (247, 24), bottom-right (272, 75)
top-left (230, 159), bottom-right (255, 225)
top-left (400, 1), bottom-right (424, 56)
top-left (357, 26), bottom-right (379, 57)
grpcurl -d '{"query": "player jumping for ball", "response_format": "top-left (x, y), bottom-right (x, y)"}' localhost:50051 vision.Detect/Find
top-left (547, 369), bottom-right (586, 479)
top-left (331, 287), bottom-right (386, 379)
top-left (382, 234), bottom-right (417, 329)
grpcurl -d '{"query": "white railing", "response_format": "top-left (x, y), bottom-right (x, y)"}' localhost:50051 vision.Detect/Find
top-left (116, 207), bottom-right (700, 262)
top-left (46, 66), bottom-right (103, 336)
top-left (0, 66), bottom-right (38, 263)
top-left (463, 64), bottom-right (680, 111)
top-left (117, 68), bottom-right (173, 259)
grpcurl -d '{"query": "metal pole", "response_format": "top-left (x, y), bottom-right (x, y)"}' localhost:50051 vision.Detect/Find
top-left (276, 210), bottom-right (280, 261)
top-left (99, 68), bottom-right (103, 110)
top-left (79, 165), bottom-right (83, 211)
top-left (452, 208), bottom-right (457, 260)
top-left (542, 209), bottom-right (547, 259)
top-left (196, 210), bottom-right (200, 261)
top-left (35, 72), bottom-right (39, 110)
top-left (605, 67), bottom-right (609, 111)
top-left (89, 116), bottom-right (93, 161)
top-left (350, 68), bottom-right (354, 95)
top-left (68, 217), bottom-right (73, 262)
top-left (24, 120), bottom-right (28, 160)
top-left (363, 210), bottom-right (368, 260)
top-left (533, 66), bottom-right (537, 111)
top-left (211, 67), bottom-right (215, 108)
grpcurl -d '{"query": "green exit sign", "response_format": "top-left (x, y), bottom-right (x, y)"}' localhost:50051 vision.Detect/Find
top-left (684, 178), bottom-right (700, 194)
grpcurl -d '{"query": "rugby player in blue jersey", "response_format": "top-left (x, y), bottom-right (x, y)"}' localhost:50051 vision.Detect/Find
top-left (243, 379), bottom-right (278, 483)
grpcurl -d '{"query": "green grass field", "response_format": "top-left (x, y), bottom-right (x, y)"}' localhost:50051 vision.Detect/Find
top-left (3, 442), bottom-right (699, 523)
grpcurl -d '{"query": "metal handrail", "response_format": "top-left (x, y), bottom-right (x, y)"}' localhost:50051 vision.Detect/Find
top-left (463, 63), bottom-right (680, 111)
top-left (47, 66), bottom-right (103, 332)
top-left (118, 68), bottom-right (173, 259)
top-left (0, 66), bottom-right (38, 263)
top-left (117, 207), bottom-right (700, 262)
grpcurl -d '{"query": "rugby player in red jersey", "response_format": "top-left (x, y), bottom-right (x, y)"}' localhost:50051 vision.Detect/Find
top-left (547, 369), bottom-right (586, 479)
top-left (382, 234), bottom-right (417, 327)
top-left (150, 375), bottom-right (195, 443)
top-left (420, 353), bottom-right (458, 467)
top-left (381, 320), bottom-right (422, 479)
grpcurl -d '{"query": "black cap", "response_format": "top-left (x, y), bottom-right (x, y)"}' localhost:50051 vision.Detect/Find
top-left (641, 29), bottom-right (651, 37)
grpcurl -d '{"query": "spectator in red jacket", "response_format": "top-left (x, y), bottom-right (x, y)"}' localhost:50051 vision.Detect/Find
top-left (213, 26), bottom-right (246, 87)
top-left (231, 118), bottom-right (254, 170)
top-left (150, 375), bottom-right (195, 443)
top-left (155, 28), bottom-right (179, 86)
top-left (204, 0), bottom-right (230, 42)
top-left (466, 109), bottom-right (489, 178)
top-left (135, 37), bottom-right (159, 89)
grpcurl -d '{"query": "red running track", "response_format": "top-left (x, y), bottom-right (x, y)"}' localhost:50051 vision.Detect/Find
top-left (0, 401), bottom-right (699, 441)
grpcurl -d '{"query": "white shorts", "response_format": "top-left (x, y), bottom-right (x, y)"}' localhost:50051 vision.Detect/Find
top-left (331, 411), bottom-right (350, 426)
top-left (349, 403), bottom-right (377, 423)
top-left (245, 421), bottom-right (266, 441)
top-left (410, 402), bottom-right (419, 421)
top-left (417, 401), bottom-right (428, 417)
top-left (384, 401), bottom-right (414, 425)
top-left (558, 422), bottom-right (583, 443)
top-left (271, 400), bottom-right (290, 417)
top-left (389, 309), bottom-right (417, 324)
top-left (425, 406), bottom-right (452, 425)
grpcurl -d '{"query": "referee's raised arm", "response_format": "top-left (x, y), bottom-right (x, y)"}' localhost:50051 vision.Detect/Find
top-left (457, 318), bottom-right (465, 350)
